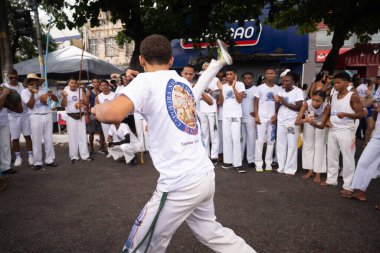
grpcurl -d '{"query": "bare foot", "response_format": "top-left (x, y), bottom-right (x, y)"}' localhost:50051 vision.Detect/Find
top-left (314, 174), bottom-right (321, 183)
top-left (374, 204), bottom-right (380, 210)
top-left (351, 190), bottom-right (368, 202)
top-left (341, 189), bottom-right (353, 195)
top-left (302, 170), bottom-right (314, 179)
top-left (320, 181), bottom-right (332, 186)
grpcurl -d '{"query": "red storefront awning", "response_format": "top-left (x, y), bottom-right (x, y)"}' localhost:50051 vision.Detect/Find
top-left (337, 43), bottom-right (380, 69)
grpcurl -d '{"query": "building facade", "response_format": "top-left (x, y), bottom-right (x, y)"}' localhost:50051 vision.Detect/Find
top-left (81, 11), bottom-right (134, 69)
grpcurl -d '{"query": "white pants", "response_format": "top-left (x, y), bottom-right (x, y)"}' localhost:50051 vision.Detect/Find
top-left (134, 117), bottom-right (146, 152)
top-left (241, 117), bottom-right (256, 163)
top-left (255, 121), bottom-right (276, 169)
top-left (66, 115), bottom-right (90, 160)
top-left (0, 122), bottom-right (11, 172)
top-left (302, 124), bottom-right (326, 173)
top-left (326, 129), bottom-right (356, 191)
top-left (200, 112), bottom-right (219, 159)
top-left (8, 114), bottom-right (31, 140)
top-left (108, 143), bottom-right (136, 163)
top-left (29, 114), bottom-right (55, 166)
top-left (122, 171), bottom-right (256, 253)
top-left (276, 125), bottom-right (299, 175)
top-left (223, 117), bottom-right (242, 167)
top-left (218, 120), bottom-right (223, 154)
top-left (101, 123), bottom-right (111, 140)
top-left (351, 137), bottom-right (380, 191)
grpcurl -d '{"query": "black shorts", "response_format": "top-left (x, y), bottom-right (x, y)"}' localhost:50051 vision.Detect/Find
top-left (87, 118), bottom-right (102, 133)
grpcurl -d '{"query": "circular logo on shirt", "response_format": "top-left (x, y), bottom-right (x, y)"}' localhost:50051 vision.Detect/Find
top-left (166, 79), bottom-right (198, 135)
top-left (72, 96), bottom-right (78, 101)
top-left (266, 92), bottom-right (274, 101)
top-left (104, 99), bottom-right (109, 102)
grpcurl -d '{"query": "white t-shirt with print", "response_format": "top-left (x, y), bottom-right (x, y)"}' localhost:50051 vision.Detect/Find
top-left (255, 83), bottom-right (282, 122)
top-left (222, 81), bottom-right (245, 118)
top-left (108, 123), bottom-right (138, 144)
top-left (117, 70), bottom-right (213, 192)
top-left (242, 85), bottom-right (257, 120)
top-left (277, 86), bottom-right (304, 125)
top-left (20, 85), bottom-right (51, 114)
top-left (199, 77), bottom-right (218, 113)
top-left (64, 86), bottom-right (85, 113)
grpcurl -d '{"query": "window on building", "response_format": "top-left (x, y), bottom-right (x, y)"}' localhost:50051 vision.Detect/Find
top-left (105, 37), bottom-right (118, 57)
top-left (316, 30), bottom-right (356, 46)
top-left (89, 38), bottom-right (98, 56)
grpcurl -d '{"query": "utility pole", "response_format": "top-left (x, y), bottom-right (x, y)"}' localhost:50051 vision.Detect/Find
top-left (0, 0), bottom-right (14, 82)
top-left (28, 0), bottom-right (44, 76)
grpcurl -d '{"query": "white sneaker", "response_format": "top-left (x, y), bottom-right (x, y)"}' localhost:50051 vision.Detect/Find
top-left (106, 153), bottom-right (112, 159)
top-left (14, 157), bottom-right (22, 166)
top-left (216, 39), bottom-right (233, 65)
top-left (28, 156), bottom-right (34, 166)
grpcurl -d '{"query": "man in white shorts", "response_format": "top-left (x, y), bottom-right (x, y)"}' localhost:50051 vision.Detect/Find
top-left (2, 70), bottom-right (33, 166)
top-left (92, 34), bottom-right (256, 253)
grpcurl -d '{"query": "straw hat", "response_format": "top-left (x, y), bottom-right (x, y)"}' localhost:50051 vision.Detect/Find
top-left (26, 73), bottom-right (45, 85)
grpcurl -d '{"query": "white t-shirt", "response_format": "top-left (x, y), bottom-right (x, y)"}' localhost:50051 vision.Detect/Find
top-left (241, 85), bottom-right (257, 120)
top-left (222, 81), bottom-right (245, 118)
top-left (277, 86), bottom-right (304, 125)
top-left (64, 87), bottom-right (85, 113)
top-left (199, 77), bottom-right (218, 113)
top-left (356, 83), bottom-right (368, 98)
top-left (98, 91), bottom-right (115, 104)
top-left (20, 85), bottom-right (51, 114)
top-left (108, 123), bottom-right (138, 144)
top-left (255, 83), bottom-right (281, 122)
top-left (0, 108), bottom-right (8, 123)
top-left (2, 82), bottom-right (28, 117)
top-left (117, 70), bottom-right (213, 192)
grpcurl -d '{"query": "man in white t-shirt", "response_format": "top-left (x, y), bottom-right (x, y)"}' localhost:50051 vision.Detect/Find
top-left (2, 70), bottom-right (34, 167)
top-left (199, 62), bottom-right (220, 164)
top-left (241, 72), bottom-right (257, 167)
top-left (274, 71), bottom-right (304, 175)
top-left (91, 35), bottom-right (255, 253)
top-left (107, 122), bottom-right (138, 165)
top-left (95, 80), bottom-right (116, 142)
top-left (20, 74), bottom-right (59, 170)
top-left (217, 66), bottom-right (246, 173)
top-left (254, 69), bottom-right (281, 172)
top-left (60, 78), bottom-right (92, 163)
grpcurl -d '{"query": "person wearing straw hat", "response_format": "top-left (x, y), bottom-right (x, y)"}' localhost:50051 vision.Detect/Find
top-left (20, 73), bottom-right (58, 170)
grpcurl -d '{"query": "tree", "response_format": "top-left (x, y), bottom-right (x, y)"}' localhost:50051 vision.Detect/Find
top-left (40, 0), bottom-right (266, 68)
top-left (6, 0), bottom-right (57, 63)
top-left (267, 0), bottom-right (380, 74)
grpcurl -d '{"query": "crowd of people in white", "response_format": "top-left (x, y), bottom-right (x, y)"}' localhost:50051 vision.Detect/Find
top-left (0, 67), bottom-right (379, 209)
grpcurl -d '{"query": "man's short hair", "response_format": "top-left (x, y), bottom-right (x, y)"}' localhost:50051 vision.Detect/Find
top-left (224, 66), bottom-right (236, 73)
top-left (140, 34), bottom-right (172, 65)
top-left (92, 76), bottom-right (100, 81)
top-left (334, 72), bottom-right (351, 82)
top-left (100, 79), bottom-right (109, 85)
top-left (183, 64), bottom-right (195, 71)
top-left (265, 68), bottom-right (277, 73)
top-left (8, 69), bottom-right (18, 75)
top-left (241, 72), bottom-right (254, 78)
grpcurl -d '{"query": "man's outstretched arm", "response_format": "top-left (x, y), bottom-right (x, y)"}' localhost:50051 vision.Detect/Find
top-left (92, 95), bottom-right (134, 124)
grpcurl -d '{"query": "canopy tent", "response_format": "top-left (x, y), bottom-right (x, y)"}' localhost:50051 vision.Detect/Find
top-left (14, 46), bottom-right (125, 80)
top-left (336, 43), bottom-right (380, 77)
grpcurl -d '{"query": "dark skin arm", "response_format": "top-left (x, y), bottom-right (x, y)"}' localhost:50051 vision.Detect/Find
top-left (308, 82), bottom-right (316, 99)
top-left (26, 86), bottom-right (37, 109)
top-left (216, 80), bottom-right (224, 105)
top-left (295, 102), bottom-right (308, 126)
top-left (254, 97), bottom-right (260, 124)
top-left (337, 93), bottom-right (365, 119)
top-left (232, 81), bottom-right (244, 103)
top-left (276, 96), bottom-right (303, 112)
top-left (201, 92), bottom-right (213, 106)
top-left (60, 90), bottom-right (68, 108)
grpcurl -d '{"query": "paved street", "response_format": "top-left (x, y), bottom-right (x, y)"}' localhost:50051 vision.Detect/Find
top-left (0, 144), bottom-right (379, 253)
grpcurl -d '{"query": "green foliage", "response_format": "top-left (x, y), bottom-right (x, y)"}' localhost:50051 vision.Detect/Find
top-left (7, 0), bottom-right (58, 63)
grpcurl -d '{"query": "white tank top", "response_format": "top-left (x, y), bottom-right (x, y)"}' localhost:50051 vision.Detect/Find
top-left (65, 87), bottom-right (84, 113)
top-left (330, 92), bottom-right (355, 131)
top-left (98, 91), bottom-right (115, 104)
top-left (306, 99), bottom-right (326, 123)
